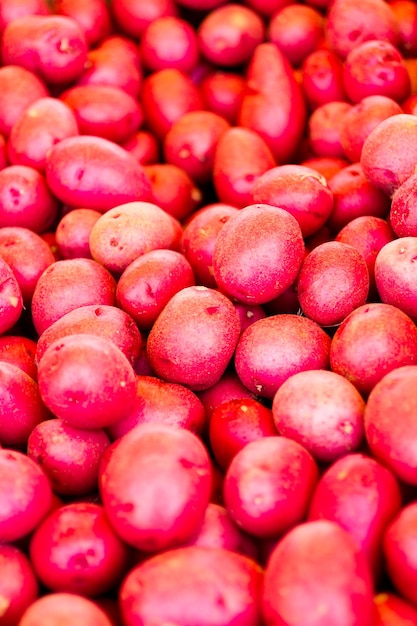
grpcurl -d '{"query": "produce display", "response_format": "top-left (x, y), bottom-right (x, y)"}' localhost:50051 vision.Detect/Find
top-left (1, 0), bottom-right (417, 624)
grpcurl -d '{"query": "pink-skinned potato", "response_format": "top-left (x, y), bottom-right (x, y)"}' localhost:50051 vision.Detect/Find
top-left (365, 365), bottom-right (417, 485)
top-left (19, 593), bottom-right (113, 626)
top-left (330, 302), bottom-right (417, 396)
top-left (308, 453), bottom-right (402, 578)
top-left (0, 65), bottom-right (48, 137)
top-left (147, 285), bottom-right (241, 391)
top-left (35, 303), bottom-right (142, 366)
top-left (0, 256), bottom-right (23, 335)
top-left (45, 135), bottom-right (152, 212)
top-left (37, 333), bottom-right (137, 430)
top-left (238, 43), bottom-right (307, 164)
top-left (120, 545), bottom-right (263, 626)
top-left (360, 113), bottom-right (417, 197)
top-left (53, 0), bottom-right (112, 47)
top-left (383, 502), bottom-right (417, 607)
top-left (262, 520), bottom-right (375, 626)
top-left (89, 201), bottom-right (181, 275)
top-left (99, 423), bottom-right (212, 552)
top-left (31, 258), bottom-right (117, 336)
top-left (0, 544), bottom-right (38, 626)
top-left (212, 204), bottom-right (305, 305)
top-left (234, 313), bottom-right (331, 399)
top-left (0, 334), bottom-right (37, 380)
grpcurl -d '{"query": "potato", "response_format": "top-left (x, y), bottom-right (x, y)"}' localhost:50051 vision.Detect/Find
top-left (0, 256), bottom-right (23, 335)
top-left (99, 423), bottom-right (212, 552)
top-left (147, 285), bottom-right (241, 391)
top-left (0, 65), bottom-right (48, 137)
top-left (383, 502), bottom-right (417, 606)
top-left (120, 545), bottom-right (263, 626)
top-left (0, 544), bottom-right (38, 626)
top-left (19, 593), bottom-right (113, 626)
top-left (262, 520), bottom-right (374, 626)
top-left (45, 135), bottom-right (152, 212)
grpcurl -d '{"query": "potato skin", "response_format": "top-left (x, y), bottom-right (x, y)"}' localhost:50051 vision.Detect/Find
top-left (262, 520), bottom-right (374, 626)
top-left (45, 135), bottom-right (152, 212)
top-left (120, 545), bottom-right (263, 626)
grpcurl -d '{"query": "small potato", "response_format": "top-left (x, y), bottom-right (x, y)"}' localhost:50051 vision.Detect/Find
top-left (0, 65), bottom-right (48, 137)
top-left (147, 285), bottom-right (241, 391)
top-left (262, 520), bottom-right (374, 626)
top-left (0, 544), bottom-right (38, 626)
top-left (45, 135), bottom-right (152, 212)
top-left (37, 333), bottom-right (137, 430)
top-left (99, 423), bottom-right (212, 552)
top-left (120, 545), bottom-right (263, 626)
top-left (19, 593), bottom-right (113, 626)
top-left (0, 256), bottom-right (23, 335)
top-left (383, 502), bottom-right (417, 606)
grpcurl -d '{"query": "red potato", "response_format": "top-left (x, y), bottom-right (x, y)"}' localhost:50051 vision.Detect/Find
top-left (272, 370), bottom-right (365, 463)
top-left (330, 302), bottom-right (417, 396)
top-left (235, 314), bottom-right (331, 399)
top-left (140, 16), bottom-right (199, 74)
top-left (327, 163), bottom-right (391, 233)
top-left (212, 204), bottom-right (305, 305)
top-left (209, 397), bottom-right (277, 470)
top-left (180, 203), bottom-right (239, 288)
top-left (7, 97), bottom-right (79, 171)
top-left (197, 370), bottom-right (255, 423)
top-left (308, 453), bottom-right (402, 577)
top-left (342, 40), bottom-right (411, 104)
top-left (52, 0), bottom-right (112, 47)
top-left (164, 110), bottom-right (230, 185)
top-left (0, 361), bottom-right (49, 447)
top-left (45, 135), bottom-right (152, 213)
top-left (200, 71), bottom-right (246, 124)
top-left (262, 520), bottom-right (375, 626)
top-left (99, 423), bottom-right (212, 552)
top-left (301, 156), bottom-right (349, 182)
top-left (143, 163), bottom-right (202, 220)
top-left (390, 173), bottom-right (417, 236)
top-left (59, 85), bottom-right (142, 145)
top-left (339, 95), bottom-right (402, 163)
top-left (297, 241), bottom-right (369, 327)
top-left (251, 164), bottom-right (334, 238)
top-left (141, 68), bottom-right (203, 139)
top-left (55, 208), bottom-right (101, 260)
top-left (373, 592), bottom-right (417, 625)
top-left (31, 258), bottom-right (117, 336)
top-left (77, 41), bottom-right (142, 99)
top-left (361, 113), bottom-right (417, 197)
top-left (307, 101), bottom-right (352, 159)
top-left (238, 43), bottom-right (307, 164)
top-left (0, 335), bottom-right (37, 380)
top-left (111, 0), bottom-right (178, 38)
top-left (28, 419), bottom-right (110, 496)
top-left (0, 226), bottom-right (55, 304)
top-left (374, 236), bottom-right (417, 321)
top-left (0, 0), bottom-right (50, 33)
top-left (0, 65), bottom-right (48, 137)
top-left (107, 375), bottom-right (206, 440)
top-left (0, 544), bottom-right (38, 626)
top-left (268, 4), bottom-right (324, 68)
top-left (35, 304), bottom-right (142, 367)
top-left (120, 545), bottom-right (262, 626)
top-left (89, 201), bottom-right (181, 275)
top-left (0, 165), bottom-right (58, 233)
top-left (122, 131), bottom-right (159, 166)
top-left (335, 216), bottom-right (396, 296)
top-left (30, 502), bottom-right (131, 597)
top-left (97, 34), bottom-right (141, 68)
top-left (197, 4), bottom-right (265, 68)
top-left (224, 436), bottom-right (318, 538)
top-left (37, 333), bottom-right (137, 430)
top-left (383, 502), bottom-right (417, 606)
top-left (0, 256), bottom-right (23, 335)
top-left (213, 127), bottom-right (276, 208)
top-left (0, 448), bottom-right (52, 543)
top-left (147, 285), bottom-right (240, 391)
top-left (1, 15), bottom-right (88, 85)
top-left (19, 592), bottom-right (113, 626)
top-left (186, 502), bottom-right (258, 559)
top-left (116, 249), bottom-right (195, 331)
top-left (301, 49), bottom-right (347, 111)
top-left (325, 0), bottom-right (400, 59)
top-left (365, 365), bottom-right (417, 485)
